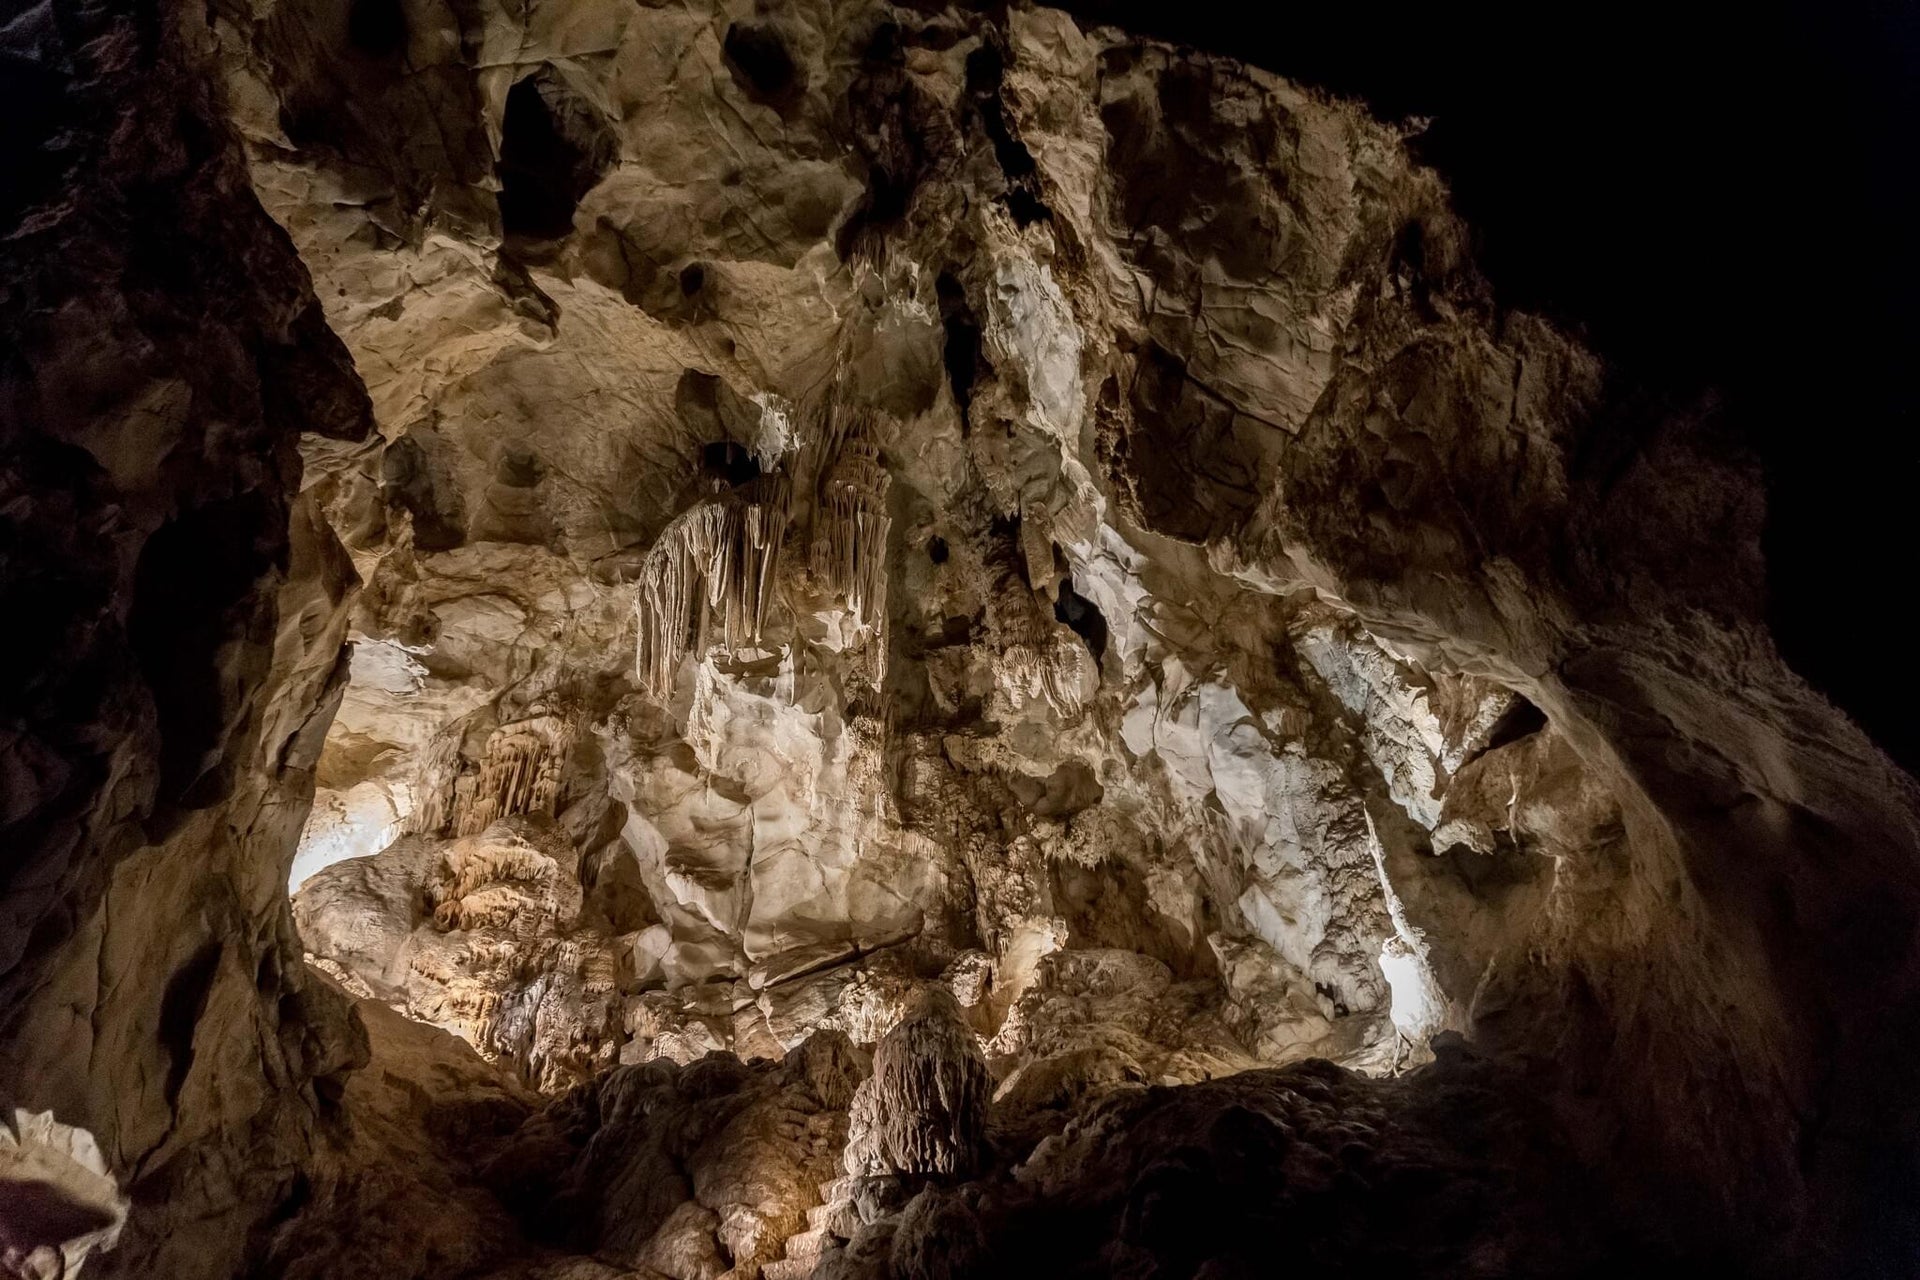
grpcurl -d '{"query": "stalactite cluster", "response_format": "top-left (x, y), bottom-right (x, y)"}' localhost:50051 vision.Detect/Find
top-left (427, 840), bottom-right (560, 931)
top-left (450, 714), bottom-right (577, 836)
top-left (979, 528), bottom-right (1086, 717)
top-left (633, 478), bottom-right (793, 698)
top-left (812, 425), bottom-right (893, 685)
top-left (404, 714), bottom-right (578, 841)
top-left (631, 406), bottom-right (892, 700)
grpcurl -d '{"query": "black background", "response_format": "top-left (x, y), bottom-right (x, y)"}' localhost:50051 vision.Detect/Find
top-left (1062, 0), bottom-right (1920, 771)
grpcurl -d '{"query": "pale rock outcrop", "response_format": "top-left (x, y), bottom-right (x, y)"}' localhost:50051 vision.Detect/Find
top-left (0, 1111), bottom-right (127, 1280)
top-left (295, 821), bottom-right (626, 1091)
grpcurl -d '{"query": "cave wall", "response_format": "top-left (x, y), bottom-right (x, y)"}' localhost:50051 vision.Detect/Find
top-left (0, 2), bottom-right (375, 1273)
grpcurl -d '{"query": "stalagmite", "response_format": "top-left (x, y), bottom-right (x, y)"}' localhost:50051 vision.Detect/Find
top-left (634, 478), bottom-right (793, 698)
top-left (843, 987), bottom-right (991, 1180)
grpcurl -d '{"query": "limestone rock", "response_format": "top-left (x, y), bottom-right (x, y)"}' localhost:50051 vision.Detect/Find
top-left (488, 1032), bottom-right (868, 1277)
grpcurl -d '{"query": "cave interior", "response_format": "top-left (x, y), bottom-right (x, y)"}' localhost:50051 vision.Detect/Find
top-left (2, 1), bottom-right (1917, 1278)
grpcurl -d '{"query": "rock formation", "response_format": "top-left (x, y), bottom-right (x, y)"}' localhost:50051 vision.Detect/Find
top-left (0, 1110), bottom-right (127, 1280)
top-left (844, 987), bottom-right (991, 1182)
top-left (3, 0), bottom-right (1917, 1277)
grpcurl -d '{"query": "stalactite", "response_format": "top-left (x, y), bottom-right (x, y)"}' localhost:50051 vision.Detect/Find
top-left (404, 732), bottom-right (464, 835)
top-left (811, 419), bottom-right (893, 685)
top-left (448, 713), bottom-right (579, 837)
top-left (427, 838), bottom-right (560, 932)
top-left (999, 639), bottom-right (1087, 719)
top-left (405, 712), bottom-right (579, 841)
top-left (633, 477), bottom-right (792, 699)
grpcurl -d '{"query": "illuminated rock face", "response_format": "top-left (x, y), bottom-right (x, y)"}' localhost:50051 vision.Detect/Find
top-left (3, 1), bottom-right (1918, 1278)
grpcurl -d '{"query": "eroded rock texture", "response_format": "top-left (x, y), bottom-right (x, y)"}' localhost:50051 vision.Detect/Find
top-left (4, 0), bottom-right (1918, 1277)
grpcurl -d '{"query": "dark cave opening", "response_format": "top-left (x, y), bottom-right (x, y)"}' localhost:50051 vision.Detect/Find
top-left (722, 22), bottom-right (804, 109)
top-left (701, 441), bottom-right (762, 489)
top-left (1480, 695), bottom-right (1548, 754)
top-left (1459, 695), bottom-right (1549, 771)
top-left (497, 73), bottom-right (613, 242)
top-left (346, 0), bottom-right (407, 58)
top-left (937, 272), bottom-right (984, 418)
top-left (1055, 578), bottom-right (1108, 661)
top-left (963, 42), bottom-right (1053, 226)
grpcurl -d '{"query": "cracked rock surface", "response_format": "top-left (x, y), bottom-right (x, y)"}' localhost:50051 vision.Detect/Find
top-left (3, 0), bottom-right (1918, 1277)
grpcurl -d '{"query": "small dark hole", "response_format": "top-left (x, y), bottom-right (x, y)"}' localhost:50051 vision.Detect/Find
top-left (863, 20), bottom-right (900, 63)
top-left (927, 535), bottom-right (949, 564)
top-left (702, 441), bottom-right (761, 488)
top-left (867, 170), bottom-right (914, 225)
top-left (494, 449), bottom-right (543, 488)
top-left (1460, 695), bottom-right (1550, 770)
top-left (964, 44), bottom-right (1004, 94)
top-left (1005, 189), bottom-right (1051, 226)
top-left (679, 262), bottom-right (706, 296)
top-left (265, 1172), bottom-right (314, 1230)
top-left (1484, 696), bottom-right (1548, 753)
